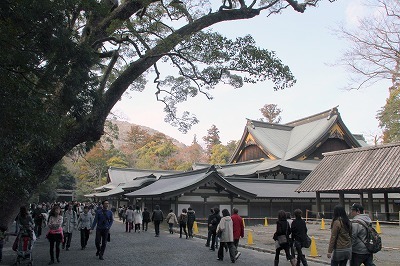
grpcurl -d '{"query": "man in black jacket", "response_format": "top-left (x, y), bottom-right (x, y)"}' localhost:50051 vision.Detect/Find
top-left (151, 205), bottom-right (164, 237)
top-left (209, 207), bottom-right (221, 251)
top-left (187, 207), bottom-right (196, 238)
top-left (205, 208), bottom-right (214, 247)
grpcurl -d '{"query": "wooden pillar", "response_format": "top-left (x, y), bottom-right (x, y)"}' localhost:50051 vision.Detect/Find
top-left (359, 193), bottom-right (364, 206)
top-left (230, 196), bottom-right (234, 212)
top-left (367, 192), bottom-right (373, 219)
top-left (202, 196), bottom-right (209, 218)
top-left (175, 196), bottom-right (179, 215)
top-left (316, 192), bottom-right (321, 219)
top-left (339, 192), bottom-right (345, 207)
top-left (384, 192), bottom-right (390, 221)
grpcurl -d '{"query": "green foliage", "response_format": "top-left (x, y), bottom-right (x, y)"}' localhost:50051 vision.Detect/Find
top-left (135, 133), bottom-right (178, 169)
top-left (203, 125), bottom-right (221, 156)
top-left (377, 87), bottom-right (400, 143)
top-left (0, 0), bottom-right (329, 227)
top-left (31, 161), bottom-right (75, 202)
top-left (210, 144), bottom-right (231, 165)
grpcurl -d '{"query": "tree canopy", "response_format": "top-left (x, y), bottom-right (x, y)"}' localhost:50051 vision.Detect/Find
top-left (0, 0), bottom-right (335, 228)
top-left (336, 0), bottom-right (399, 142)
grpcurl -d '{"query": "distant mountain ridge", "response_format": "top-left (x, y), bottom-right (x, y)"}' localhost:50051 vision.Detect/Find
top-left (109, 120), bottom-right (187, 149)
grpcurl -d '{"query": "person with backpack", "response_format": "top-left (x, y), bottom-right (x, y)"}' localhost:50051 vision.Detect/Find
top-left (151, 205), bottom-right (164, 237)
top-left (350, 203), bottom-right (376, 266)
top-left (178, 208), bottom-right (188, 239)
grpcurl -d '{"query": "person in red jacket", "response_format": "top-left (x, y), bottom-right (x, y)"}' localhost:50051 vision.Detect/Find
top-left (231, 208), bottom-right (244, 261)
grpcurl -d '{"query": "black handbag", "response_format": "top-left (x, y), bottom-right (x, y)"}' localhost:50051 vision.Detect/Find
top-left (277, 221), bottom-right (289, 245)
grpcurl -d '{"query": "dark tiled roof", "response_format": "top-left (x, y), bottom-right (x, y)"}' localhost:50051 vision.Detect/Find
top-left (296, 142), bottom-right (400, 193)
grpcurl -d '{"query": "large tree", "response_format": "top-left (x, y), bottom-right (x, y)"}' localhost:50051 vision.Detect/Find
top-left (259, 103), bottom-right (282, 123)
top-left (336, 0), bottom-right (400, 142)
top-left (0, 0), bottom-right (334, 227)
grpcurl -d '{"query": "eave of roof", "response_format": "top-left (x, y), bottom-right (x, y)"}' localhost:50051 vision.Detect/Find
top-left (296, 142), bottom-right (400, 193)
top-left (125, 167), bottom-right (257, 200)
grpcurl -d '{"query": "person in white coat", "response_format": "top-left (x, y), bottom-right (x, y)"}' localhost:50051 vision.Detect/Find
top-left (62, 203), bottom-right (77, 251)
top-left (216, 209), bottom-right (238, 263)
top-left (133, 206), bottom-right (143, 233)
top-left (125, 206), bottom-right (134, 233)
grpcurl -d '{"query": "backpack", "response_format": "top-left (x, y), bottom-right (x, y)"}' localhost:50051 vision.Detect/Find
top-left (353, 220), bottom-right (382, 253)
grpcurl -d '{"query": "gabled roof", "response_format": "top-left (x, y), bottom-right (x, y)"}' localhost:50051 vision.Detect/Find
top-left (216, 159), bottom-right (319, 177)
top-left (125, 166), bottom-right (257, 200)
top-left (93, 167), bottom-right (181, 191)
top-left (296, 142), bottom-right (400, 193)
top-left (229, 107), bottom-right (362, 163)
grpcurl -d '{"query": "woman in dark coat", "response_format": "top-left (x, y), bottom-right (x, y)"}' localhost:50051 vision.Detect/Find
top-left (291, 209), bottom-right (308, 266)
top-left (273, 210), bottom-right (296, 266)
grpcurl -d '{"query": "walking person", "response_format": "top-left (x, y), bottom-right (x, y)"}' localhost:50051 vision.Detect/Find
top-left (273, 210), bottom-right (296, 266)
top-left (77, 205), bottom-right (93, 250)
top-left (32, 203), bottom-right (46, 239)
top-left (286, 212), bottom-right (295, 260)
top-left (46, 205), bottom-right (63, 265)
top-left (151, 205), bottom-right (164, 237)
top-left (209, 207), bottom-right (221, 251)
top-left (178, 208), bottom-right (188, 239)
top-left (0, 226), bottom-right (8, 263)
top-left (91, 200), bottom-right (114, 260)
top-left (291, 209), bottom-right (309, 266)
top-left (187, 207), bottom-right (196, 238)
top-left (142, 207), bottom-right (151, 231)
top-left (205, 208), bottom-right (214, 247)
top-left (125, 206), bottom-right (134, 233)
top-left (231, 208), bottom-right (244, 260)
top-left (166, 209), bottom-right (178, 234)
top-left (62, 203), bottom-right (77, 251)
top-left (216, 209), bottom-right (237, 263)
top-left (327, 205), bottom-right (352, 266)
top-left (350, 203), bottom-right (374, 266)
top-left (133, 206), bottom-right (143, 233)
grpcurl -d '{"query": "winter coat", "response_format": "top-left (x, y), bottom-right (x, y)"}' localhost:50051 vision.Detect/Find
top-left (62, 210), bottom-right (77, 233)
top-left (166, 212), bottom-right (178, 224)
top-left (231, 214), bottom-right (244, 240)
top-left (178, 213), bottom-right (188, 225)
top-left (273, 220), bottom-right (291, 241)
top-left (291, 217), bottom-right (308, 244)
top-left (125, 209), bottom-right (134, 222)
top-left (217, 216), bottom-right (234, 243)
top-left (351, 214), bottom-right (372, 254)
top-left (209, 212), bottom-right (221, 232)
top-left (142, 210), bottom-right (151, 222)
top-left (152, 210), bottom-right (164, 222)
top-left (133, 210), bottom-right (143, 224)
top-left (328, 218), bottom-right (352, 253)
top-left (187, 210), bottom-right (196, 225)
top-left (78, 212), bottom-right (93, 230)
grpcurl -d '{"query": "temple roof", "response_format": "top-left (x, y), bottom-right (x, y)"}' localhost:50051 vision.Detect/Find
top-left (93, 167), bottom-right (181, 191)
top-left (125, 166), bottom-right (257, 200)
top-left (296, 142), bottom-right (400, 193)
top-left (230, 107), bottom-right (362, 163)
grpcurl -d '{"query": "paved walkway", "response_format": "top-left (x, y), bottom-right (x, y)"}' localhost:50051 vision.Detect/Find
top-left (1, 221), bottom-right (326, 266)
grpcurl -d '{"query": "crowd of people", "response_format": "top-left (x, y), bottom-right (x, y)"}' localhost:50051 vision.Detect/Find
top-left (272, 203), bottom-right (378, 266)
top-left (1, 200), bottom-right (378, 265)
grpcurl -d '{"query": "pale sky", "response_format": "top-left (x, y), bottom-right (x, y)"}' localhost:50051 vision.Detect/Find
top-left (112, 0), bottom-right (389, 146)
